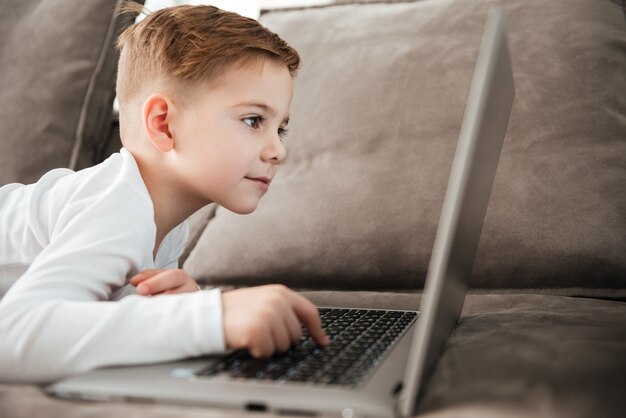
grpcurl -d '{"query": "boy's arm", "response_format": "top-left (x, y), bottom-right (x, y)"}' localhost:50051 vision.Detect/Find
top-left (0, 186), bottom-right (225, 383)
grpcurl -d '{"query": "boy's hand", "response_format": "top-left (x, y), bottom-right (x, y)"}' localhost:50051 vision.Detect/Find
top-left (222, 284), bottom-right (330, 358)
top-left (130, 269), bottom-right (201, 296)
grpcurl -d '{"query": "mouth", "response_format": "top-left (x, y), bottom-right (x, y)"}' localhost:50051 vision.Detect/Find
top-left (245, 176), bottom-right (272, 191)
top-left (245, 176), bottom-right (271, 184)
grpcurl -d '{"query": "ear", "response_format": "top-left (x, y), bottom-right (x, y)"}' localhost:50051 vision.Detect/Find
top-left (142, 94), bottom-right (175, 152)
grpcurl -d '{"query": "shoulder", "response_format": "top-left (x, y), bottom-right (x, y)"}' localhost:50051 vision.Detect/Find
top-left (54, 150), bottom-right (155, 239)
top-left (24, 150), bottom-right (156, 251)
top-left (66, 148), bottom-right (150, 202)
top-left (12, 149), bottom-right (149, 215)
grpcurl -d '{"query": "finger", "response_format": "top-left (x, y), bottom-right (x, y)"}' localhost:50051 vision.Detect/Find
top-left (289, 293), bottom-right (329, 346)
top-left (162, 281), bottom-right (198, 295)
top-left (136, 270), bottom-right (185, 295)
top-left (129, 275), bottom-right (145, 286)
top-left (129, 269), bottom-right (164, 285)
top-left (250, 326), bottom-right (274, 358)
top-left (272, 318), bottom-right (292, 353)
top-left (284, 311), bottom-right (303, 345)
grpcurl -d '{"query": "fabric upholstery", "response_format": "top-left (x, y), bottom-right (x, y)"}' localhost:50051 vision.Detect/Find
top-left (416, 294), bottom-right (626, 418)
top-left (0, 0), bottom-right (139, 185)
top-left (184, 0), bottom-right (626, 295)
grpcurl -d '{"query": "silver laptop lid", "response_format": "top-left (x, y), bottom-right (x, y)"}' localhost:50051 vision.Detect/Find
top-left (398, 8), bottom-right (515, 417)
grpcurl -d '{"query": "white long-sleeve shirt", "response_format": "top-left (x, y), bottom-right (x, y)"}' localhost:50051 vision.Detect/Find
top-left (0, 148), bottom-right (225, 383)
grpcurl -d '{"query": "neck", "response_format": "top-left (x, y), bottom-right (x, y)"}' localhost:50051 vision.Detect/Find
top-left (131, 150), bottom-right (208, 259)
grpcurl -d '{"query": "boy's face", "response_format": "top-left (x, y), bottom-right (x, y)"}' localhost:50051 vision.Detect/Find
top-left (171, 58), bottom-right (293, 214)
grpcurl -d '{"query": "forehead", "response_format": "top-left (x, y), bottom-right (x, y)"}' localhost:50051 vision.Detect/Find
top-left (199, 57), bottom-right (293, 113)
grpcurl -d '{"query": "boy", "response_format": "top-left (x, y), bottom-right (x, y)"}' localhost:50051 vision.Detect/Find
top-left (0, 3), bottom-right (328, 383)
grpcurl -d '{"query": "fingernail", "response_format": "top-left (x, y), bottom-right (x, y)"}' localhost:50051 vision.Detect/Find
top-left (137, 284), bottom-right (148, 295)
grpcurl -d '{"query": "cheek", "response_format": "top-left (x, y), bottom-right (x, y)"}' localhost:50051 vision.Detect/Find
top-left (210, 165), bottom-right (243, 186)
top-left (200, 141), bottom-right (254, 184)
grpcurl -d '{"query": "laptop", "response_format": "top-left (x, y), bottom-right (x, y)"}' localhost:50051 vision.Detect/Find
top-left (47, 8), bottom-right (514, 418)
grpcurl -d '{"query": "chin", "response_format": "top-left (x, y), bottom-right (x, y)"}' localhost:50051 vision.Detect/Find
top-left (224, 200), bottom-right (259, 215)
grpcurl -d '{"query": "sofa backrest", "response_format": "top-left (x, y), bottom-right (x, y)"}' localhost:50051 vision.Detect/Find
top-left (183, 0), bottom-right (626, 297)
top-left (0, 0), bottom-right (141, 185)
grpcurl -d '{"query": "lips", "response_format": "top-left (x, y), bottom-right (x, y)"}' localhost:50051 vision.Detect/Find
top-left (245, 176), bottom-right (272, 191)
top-left (246, 176), bottom-right (271, 184)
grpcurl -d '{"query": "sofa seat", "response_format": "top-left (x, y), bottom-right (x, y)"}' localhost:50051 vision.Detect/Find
top-left (2, 293), bottom-right (623, 418)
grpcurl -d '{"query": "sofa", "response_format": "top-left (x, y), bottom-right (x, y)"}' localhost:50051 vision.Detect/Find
top-left (1, 0), bottom-right (625, 417)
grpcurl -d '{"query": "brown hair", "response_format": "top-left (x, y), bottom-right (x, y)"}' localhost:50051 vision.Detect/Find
top-left (115, 2), bottom-right (301, 105)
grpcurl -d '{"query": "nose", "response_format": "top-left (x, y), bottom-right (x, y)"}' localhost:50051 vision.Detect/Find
top-left (261, 133), bottom-right (287, 165)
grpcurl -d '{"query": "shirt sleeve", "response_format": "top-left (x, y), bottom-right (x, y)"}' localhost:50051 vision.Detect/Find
top-left (0, 183), bottom-right (226, 384)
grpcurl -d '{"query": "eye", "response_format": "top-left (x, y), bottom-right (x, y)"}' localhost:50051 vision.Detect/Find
top-left (243, 115), bottom-right (263, 129)
top-left (278, 127), bottom-right (289, 140)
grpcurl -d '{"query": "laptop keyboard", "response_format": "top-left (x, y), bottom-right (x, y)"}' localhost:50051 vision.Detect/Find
top-left (195, 308), bottom-right (417, 387)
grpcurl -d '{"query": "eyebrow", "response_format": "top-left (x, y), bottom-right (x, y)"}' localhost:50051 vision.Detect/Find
top-left (233, 102), bottom-right (290, 125)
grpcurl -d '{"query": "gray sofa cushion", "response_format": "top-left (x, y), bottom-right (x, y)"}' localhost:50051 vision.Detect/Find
top-left (184, 0), bottom-right (626, 296)
top-left (415, 294), bottom-right (626, 418)
top-left (0, 0), bottom-right (139, 185)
